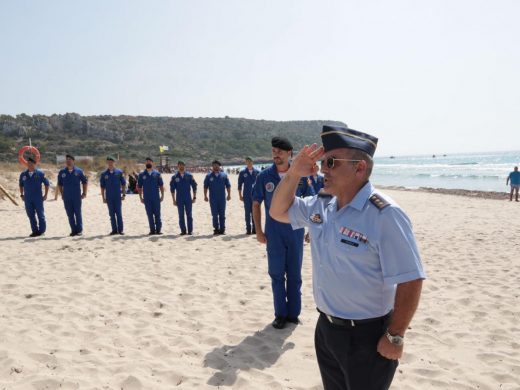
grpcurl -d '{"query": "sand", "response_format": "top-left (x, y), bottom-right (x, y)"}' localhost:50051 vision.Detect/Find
top-left (0, 172), bottom-right (519, 389)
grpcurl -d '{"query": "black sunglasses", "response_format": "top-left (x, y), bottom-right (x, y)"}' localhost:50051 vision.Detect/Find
top-left (321, 157), bottom-right (362, 169)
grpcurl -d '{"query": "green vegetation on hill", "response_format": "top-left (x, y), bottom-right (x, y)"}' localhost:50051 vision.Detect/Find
top-left (0, 113), bottom-right (346, 164)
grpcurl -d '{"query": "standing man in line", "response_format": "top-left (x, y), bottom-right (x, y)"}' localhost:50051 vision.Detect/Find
top-left (58, 154), bottom-right (88, 236)
top-left (100, 156), bottom-right (126, 235)
top-left (270, 125), bottom-right (426, 390)
top-left (506, 166), bottom-right (520, 202)
top-left (170, 160), bottom-right (197, 235)
top-left (238, 157), bottom-right (260, 235)
top-left (19, 156), bottom-right (49, 237)
top-left (204, 160), bottom-right (231, 235)
top-left (252, 137), bottom-right (307, 329)
top-left (138, 157), bottom-right (164, 235)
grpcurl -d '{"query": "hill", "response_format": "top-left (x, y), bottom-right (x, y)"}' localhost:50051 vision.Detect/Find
top-left (0, 113), bottom-right (346, 165)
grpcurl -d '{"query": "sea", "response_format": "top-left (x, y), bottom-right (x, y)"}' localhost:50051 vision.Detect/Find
top-left (226, 151), bottom-right (520, 193)
top-left (371, 151), bottom-right (519, 192)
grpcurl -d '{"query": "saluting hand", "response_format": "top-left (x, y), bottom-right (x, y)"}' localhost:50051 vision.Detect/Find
top-left (377, 334), bottom-right (403, 360)
top-left (290, 143), bottom-right (325, 177)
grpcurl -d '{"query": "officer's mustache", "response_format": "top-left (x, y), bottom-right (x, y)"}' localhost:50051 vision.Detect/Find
top-left (145, 164), bottom-right (152, 169)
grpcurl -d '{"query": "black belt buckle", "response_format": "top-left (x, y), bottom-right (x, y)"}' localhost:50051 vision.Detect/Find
top-left (317, 308), bottom-right (391, 328)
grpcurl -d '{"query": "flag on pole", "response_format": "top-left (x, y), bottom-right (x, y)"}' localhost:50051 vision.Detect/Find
top-left (159, 145), bottom-right (169, 153)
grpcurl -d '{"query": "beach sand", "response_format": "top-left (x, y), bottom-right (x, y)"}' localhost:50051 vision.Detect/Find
top-left (0, 172), bottom-right (519, 389)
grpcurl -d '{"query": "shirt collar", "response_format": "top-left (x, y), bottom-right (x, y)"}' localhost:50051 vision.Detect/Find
top-left (347, 181), bottom-right (374, 211)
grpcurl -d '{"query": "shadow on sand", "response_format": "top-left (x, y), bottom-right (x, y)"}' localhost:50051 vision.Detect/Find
top-left (204, 323), bottom-right (296, 386)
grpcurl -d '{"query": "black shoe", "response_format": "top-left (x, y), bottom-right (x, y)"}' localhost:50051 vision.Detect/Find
top-left (180, 231), bottom-right (187, 236)
top-left (252, 228), bottom-right (256, 234)
top-left (76, 231), bottom-right (83, 236)
top-left (155, 231), bottom-right (163, 235)
top-left (37, 232), bottom-right (44, 237)
top-left (148, 231), bottom-right (156, 236)
top-left (69, 232), bottom-right (76, 237)
top-left (219, 229), bottom-right (225, 235)
top-left (286, 317), bottom-right (300, 325)
top-left (246, 229), bottom-right (252, 235)
top-left (213, 229), bottom-right (219, 235)
top-left (188, 232), bottom-right (193, 235)
top-left (29, 232), bottom-right (38, 237)
top-left (118, 232), bottom-right (125, 235)
top-left (109, 231), bottom-right (118, 236)
top-left (272, 317), bottom-right (287, 329)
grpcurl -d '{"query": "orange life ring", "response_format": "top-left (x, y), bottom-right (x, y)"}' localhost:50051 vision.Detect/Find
top-left (18, 146), bottom-right (41, 166)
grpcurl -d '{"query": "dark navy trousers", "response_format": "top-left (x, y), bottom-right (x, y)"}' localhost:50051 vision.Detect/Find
top-left (25, 197), bottom-right (46, 234)
top-left (64, 197), bottom-right (83, 233)
top-left (144, 198), bottom-right (161, 233)
top-left (265, 220), bottom-right (304, 318)
top-left (107, 197), bottom-right (123, 233)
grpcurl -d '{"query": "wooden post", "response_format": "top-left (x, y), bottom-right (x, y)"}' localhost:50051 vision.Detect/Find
top-left (0, 183), bottom-right (19, 206)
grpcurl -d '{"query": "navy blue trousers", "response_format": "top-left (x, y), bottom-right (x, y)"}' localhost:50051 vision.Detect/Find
top-left (177, 200), bottom-right (193, 233)
top-left (210, 198), bottom-right (226, 230)
top-left (25, 197), bottom-right (46, 234)
top-left (144, 198), bottom-right (162, 232)
top-left (107, 197), bottom-right (123, 233)
top-left (64, 197), bottom-right (83, 234)
top-left (265, 223), bottom-right (304, 318)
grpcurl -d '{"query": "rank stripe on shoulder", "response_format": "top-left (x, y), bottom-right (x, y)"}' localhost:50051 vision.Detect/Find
top-left (369, 193), bottom-right (390, 210)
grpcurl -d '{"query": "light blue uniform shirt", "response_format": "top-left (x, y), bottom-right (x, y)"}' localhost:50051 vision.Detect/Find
top-left (288, 181), bottom-right (426, 320)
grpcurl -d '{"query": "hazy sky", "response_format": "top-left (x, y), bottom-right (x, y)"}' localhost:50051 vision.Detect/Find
top-left (1, 0), bottom-right (518, 156)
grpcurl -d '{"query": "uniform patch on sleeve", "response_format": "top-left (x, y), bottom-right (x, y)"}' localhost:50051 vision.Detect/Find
top-left (369, 193), bottom-right (390, 210)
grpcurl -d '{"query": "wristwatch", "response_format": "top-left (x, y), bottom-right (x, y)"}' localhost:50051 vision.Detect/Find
top-left (386, 331), bottom-right (404, 346)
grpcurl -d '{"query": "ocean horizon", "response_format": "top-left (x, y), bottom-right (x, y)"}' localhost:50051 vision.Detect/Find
top-left (226, 150), bottom-right (520, 193)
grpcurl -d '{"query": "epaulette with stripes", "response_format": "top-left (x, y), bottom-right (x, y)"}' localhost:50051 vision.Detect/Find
top-left (369, 193), bottom-right (390, 210)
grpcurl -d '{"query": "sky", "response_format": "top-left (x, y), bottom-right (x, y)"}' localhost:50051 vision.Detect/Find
top-left (0, 0), bottom-right (519, 156)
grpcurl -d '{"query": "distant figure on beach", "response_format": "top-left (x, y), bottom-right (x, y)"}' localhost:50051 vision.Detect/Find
top-left (58, 154), bottom-right (88, 237)
top-left (100, 156), bottom-right (126, 235)
top-left (137, 157), bottom-right (164, 235)
top-left (19, 156), bottom-right (49, 237)
top-left (127, 172), bottom-right (138, 194)
top-left (270, 125), bottom-right (426, 390)
top-left (252, 137), bottom-right (307, 330)
top-left (506, 166), bottom-right (520, 202)
top-left (204, 160), bottom-right (231, 235)
top-left (170, 160), bottom-right (197, 235)
top-left (238, 157), bottom-right (259, 235)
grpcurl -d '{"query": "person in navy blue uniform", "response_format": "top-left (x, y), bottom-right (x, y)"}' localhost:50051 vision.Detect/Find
top-left (57, 154), bottom-right (88, 236)
top-left (270, 125), bottom-right (426, 390)
top-left (203, 160), bottom-right (231, 235)
top-left (238, 157), bottom-right (260, 235)
top-left (138, 157), bottom-right (165, 235)
top-left (100, 156), bottom-right (126, 235)
top-left (19, 157), bottom-right (49, 237)
top-left (252, 137), bottom-right (308, 330)
top-left (170, 160), bottom-right (197, 235)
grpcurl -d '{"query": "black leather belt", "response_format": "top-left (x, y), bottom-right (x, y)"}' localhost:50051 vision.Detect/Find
top-left (317, 308), bottom-right (392, 328)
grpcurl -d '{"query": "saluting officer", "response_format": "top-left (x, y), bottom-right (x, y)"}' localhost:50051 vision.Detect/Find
top-left (138, 157), bottom-right (164, 235)
top-left (170, 160), bottom-right (197, 235)
top-left (19, 156), bottom-right (49, 237)
top-left (252, 137), bottom-right (308, 329)
top-left (270, 125), bottom-right (426, 390)
top-left (100, 156), bottom-right (126, 235)
top-left (57, 154), bottom-right (88, 236)
top-left (204, 160), bottom-right (231, 235)
top-left (238, 157), bottom-right (260, 235)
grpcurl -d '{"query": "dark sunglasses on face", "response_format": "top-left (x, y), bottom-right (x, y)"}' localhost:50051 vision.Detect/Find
top-left (321, 157), bottom-right (361, 169)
